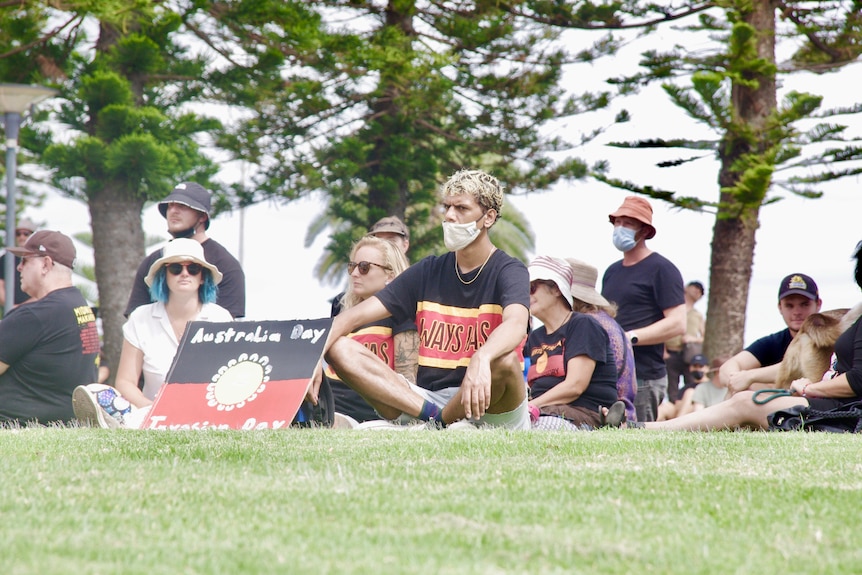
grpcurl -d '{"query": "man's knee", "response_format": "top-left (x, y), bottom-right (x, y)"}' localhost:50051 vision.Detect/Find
top-left (324, 336), bottom-right (360, 370)
top-left (490, 351), bottom-right (524, 382)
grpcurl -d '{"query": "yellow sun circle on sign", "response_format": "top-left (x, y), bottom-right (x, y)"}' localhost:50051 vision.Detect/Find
top-left (206, 353), bottom-right (272, 411)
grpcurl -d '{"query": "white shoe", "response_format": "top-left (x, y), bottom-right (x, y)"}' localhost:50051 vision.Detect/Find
top-left (354, 419), bottom-right (405, 431)
top-left (332, 412), bottom-right (359, 429)
top-left (72, 384), bottom-right (130, 429)
top-left (446, 419), bottom-right (482, 431)
top-left (354, 419), bottom-right (439, 431)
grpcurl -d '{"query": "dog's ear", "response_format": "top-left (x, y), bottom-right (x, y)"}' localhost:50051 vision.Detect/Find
top-left (776, 311), bottom-right (847, 388)
top-left (800, 313), bottom-right (844, 348)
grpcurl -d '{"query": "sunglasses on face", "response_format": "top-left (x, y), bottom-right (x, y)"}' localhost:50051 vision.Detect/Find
top-left (16, 230), bottom-right (32, 238)
top-left (347, 261), bottom-right (390, 275)
top-left (166, 262), bottom-right (203, 276)
top-left (530, 280), bottom-right (556, 295)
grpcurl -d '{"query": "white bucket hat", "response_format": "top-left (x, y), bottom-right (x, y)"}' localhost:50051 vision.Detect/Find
top-left (528, 256), bottom-right (574, 310)
top-left (565, 257), bottom-right (610, 307)
top-left (144, 238), bottom-right (222, 286)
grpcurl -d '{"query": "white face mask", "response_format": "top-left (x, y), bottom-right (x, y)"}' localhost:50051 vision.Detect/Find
top-left (442, 214), bottom-right (485, 252)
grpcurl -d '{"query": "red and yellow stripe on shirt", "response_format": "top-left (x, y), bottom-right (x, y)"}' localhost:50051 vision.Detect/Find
top-left (415, 301), bottom-right (505, 369)
top-left (325, 325), bottom-right (394, 380)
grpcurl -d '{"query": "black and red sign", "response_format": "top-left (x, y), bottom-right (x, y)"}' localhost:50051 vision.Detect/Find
top-left (141, 319), bottom-right (331, 430)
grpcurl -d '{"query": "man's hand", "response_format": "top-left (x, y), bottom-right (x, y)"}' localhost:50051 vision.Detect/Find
top-left (461, 354), bottom-right (492, 420)
top-left (305, 359), bottom-right (323, 406)
top-left (726, 370), bottom-right (753, 395)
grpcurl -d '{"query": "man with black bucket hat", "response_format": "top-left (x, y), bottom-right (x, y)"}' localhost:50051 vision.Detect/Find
top-left (124, 182), bottom-right (246, 318)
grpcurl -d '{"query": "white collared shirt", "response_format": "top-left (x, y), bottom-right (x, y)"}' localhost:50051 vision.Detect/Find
top-left (123, 301), bottom-right (233, 400)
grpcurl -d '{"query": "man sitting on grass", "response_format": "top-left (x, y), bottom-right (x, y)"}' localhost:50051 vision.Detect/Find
top-left (0, 231), bottom-right (99, 426)
top-left (312, 169), bottom-right (530, 429)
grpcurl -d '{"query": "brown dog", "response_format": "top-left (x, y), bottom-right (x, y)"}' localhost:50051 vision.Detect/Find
top-left (775, 305), bottom-right (862, 388)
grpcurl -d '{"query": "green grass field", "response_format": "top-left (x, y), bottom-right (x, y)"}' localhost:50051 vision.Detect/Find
top-left (2, 428), bottom-right (860, 574)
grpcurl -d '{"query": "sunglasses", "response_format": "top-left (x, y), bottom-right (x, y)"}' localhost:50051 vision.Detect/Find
top-left (16, 230), bottom-right (32, 238)
top-left (166, 262), bottom-right (203, 276)
top-left (347, 261), bottom-right (390, 275)
top-left (530, 280), bottom-right (556, 295)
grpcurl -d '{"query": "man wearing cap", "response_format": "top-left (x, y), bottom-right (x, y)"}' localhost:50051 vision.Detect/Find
top-left (317, 169), bottom-right (530, 429)
top-left (601, 196), bottom-right (686, 422)
top-left (124, 182), bottom-right (245, 318)
top-left (0, 231), bottom-right (99, 425)
top-left (330, 215), bottom-right (410, 316)
top-left (721, 273), bottom-right (822, 394)
top-left (0, 217), bottom-right (38, 308)
top-left (367, 215), bottom-right (410, 254)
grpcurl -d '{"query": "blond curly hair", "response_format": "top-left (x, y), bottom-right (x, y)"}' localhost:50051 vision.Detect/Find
top-left (440, 169), bottom-right (503, 222)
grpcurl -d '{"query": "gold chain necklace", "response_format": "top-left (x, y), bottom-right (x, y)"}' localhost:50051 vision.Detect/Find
top-left (455, 248), bottom-right (495, 285)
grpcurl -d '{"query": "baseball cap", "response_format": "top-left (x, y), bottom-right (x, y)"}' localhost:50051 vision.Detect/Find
top-left (778, 273), bottom-right (819, 301)
top-left (7, 230), bottom-right (76, 268)
top-left (689, 354), bottom-right (709, 367)
top-left (608, 196), bottom-right (656, 239)
top-left (367, 216), bottom-right (409, 239)
top-left (158, 182), bottom-right (212, 229)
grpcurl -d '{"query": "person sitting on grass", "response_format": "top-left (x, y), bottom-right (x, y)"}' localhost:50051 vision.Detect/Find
top-left (657, 354), bottom-right (710, 421)
top-left (72, 238), bottom-right (232, 429)
top-left (633, 243), bottom-right (862, 432)
top-left (312, 169), bottom-right (530, 430)
top-left (525, 256), bottom-right (625, 430)
top-left (721, 273), bottom-right (822, 394)
top-left (691, 356), bottom-right (730, 412)
top-left (0, 231), bottom-right (99, 426)
top-left (565, 257), bottom-right (637, 423)
top-left (315, 235), bottom-right (417, 427)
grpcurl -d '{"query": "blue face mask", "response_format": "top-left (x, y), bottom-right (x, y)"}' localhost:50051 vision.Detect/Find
top-left (612, 226), bottom-right (637, 252)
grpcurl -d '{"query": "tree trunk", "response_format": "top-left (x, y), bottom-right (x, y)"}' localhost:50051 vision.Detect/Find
top-left (704, 0), bottom-right (778, 362)
top-left (88, 183), bottom-right (146, 384)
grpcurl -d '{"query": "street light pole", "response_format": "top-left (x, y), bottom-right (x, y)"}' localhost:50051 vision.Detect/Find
top-left (0, 84), bottom-right (57, 316)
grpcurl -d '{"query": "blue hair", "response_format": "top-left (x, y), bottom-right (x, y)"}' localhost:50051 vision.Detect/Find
top-left (149, 266), bottom-right (219, 304)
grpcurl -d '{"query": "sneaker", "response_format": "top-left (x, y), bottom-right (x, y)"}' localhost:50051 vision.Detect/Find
top-left (601, 400), bottom-right (627, 428)
top-left (446, 419), bottom-right (482, 431)
top-left (72, 384), bottom-right (131, 429)
top-left (354, 419), bottom-right (440, 431)
top-left (332, 412), bottom-right (359, 430)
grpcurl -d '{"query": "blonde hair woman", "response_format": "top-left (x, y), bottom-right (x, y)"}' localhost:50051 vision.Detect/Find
top-left (316, 236), bottom-right (417, 426)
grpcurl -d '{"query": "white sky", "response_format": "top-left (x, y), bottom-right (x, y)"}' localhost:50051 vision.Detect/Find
top-left (20, 25), bottom-right (862, 348)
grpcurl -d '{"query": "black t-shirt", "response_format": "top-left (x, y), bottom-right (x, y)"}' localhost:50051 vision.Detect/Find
top-left (745, 328), bottom-right (793, 367)
top-left (834, 317), bottom-right (862, 396)
top-left (601, 252), bottom-right (684, 380)
top-left (0, 253), bottom-right (30, 305)
top-left (326, 317), bottom-right (415, 422)
top-left (0, 286), bottom-right (99, 424)
top-left (526, 313), bottom-right (618, 411)
top-left (375, 249), bottom-right (529, 392)
top-left (124, 238), bottom-right (246, 318)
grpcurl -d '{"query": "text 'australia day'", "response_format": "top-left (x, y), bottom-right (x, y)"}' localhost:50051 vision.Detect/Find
top-left (188, 323), bottom-right (327, 345)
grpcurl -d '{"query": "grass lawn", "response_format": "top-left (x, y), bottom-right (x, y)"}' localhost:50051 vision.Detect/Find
top-left (2, 428), bottom-right (860, 574)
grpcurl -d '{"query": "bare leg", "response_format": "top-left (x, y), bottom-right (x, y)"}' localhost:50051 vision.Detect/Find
top-left (644, 390), bottom-right (808, 431)
top-left (326, 336), bottom-right (424, 420)
top-left (441, 351), bottom-right (526, 423)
